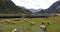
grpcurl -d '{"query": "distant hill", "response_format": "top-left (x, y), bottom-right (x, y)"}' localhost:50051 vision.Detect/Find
top-left (0, 0), bottom-right (31, 14)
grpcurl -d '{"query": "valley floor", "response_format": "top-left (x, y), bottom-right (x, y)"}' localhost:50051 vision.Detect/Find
top-left (0, 16), bottom-right (60, 32)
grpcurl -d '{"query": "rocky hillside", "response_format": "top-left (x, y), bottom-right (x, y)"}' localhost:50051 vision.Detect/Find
top-left (0, 0), bottom-right (30, 14)
top-left (46, 1), bottom-right (60, 13)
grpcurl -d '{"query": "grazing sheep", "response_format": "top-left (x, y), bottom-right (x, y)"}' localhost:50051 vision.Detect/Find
top-left (30, 22), bottom-right (35, 25)
top-left (0, 21), bottom-right (4, 23)
top-left (0, 20), bottom-right (6, 23)
top-left (4, 20), bottom-right (10, 23)
top-left (40, 25), bottom-right (46, 31)
top-left (41, 21), bottom-right (45, 25)
top-left (24, 19), bottom-right (27, 21)
top-left (12, 28), bottom-right (18, 32)
top-left (0, 22), bottom-right (4, 23)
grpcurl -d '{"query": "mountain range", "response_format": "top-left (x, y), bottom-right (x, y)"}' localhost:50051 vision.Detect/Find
top-left (0, 0), bottom-right (60, 14)
top-left (37, 0), bottom-right (60, 13)
top-left (0, 0), bottom-right (30, 14)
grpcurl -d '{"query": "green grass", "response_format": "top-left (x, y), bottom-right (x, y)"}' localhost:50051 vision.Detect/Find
top-left (0, 16), bottom-right (60, 32)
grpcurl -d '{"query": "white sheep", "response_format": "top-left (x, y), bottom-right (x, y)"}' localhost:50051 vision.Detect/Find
top-left (12, 28), bottom-right (18, 32)
top-left (30, 22), bottom-right (35, 25)
top-left (40, 25), bottom-right (46, 31)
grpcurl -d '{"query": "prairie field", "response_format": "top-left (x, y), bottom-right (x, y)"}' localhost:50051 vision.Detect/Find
top-left (0, 16), bottom-right (60, 32)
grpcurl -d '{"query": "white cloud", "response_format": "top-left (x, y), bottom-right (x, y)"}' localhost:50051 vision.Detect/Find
top-left (11, 0), bottom-right (58, 9)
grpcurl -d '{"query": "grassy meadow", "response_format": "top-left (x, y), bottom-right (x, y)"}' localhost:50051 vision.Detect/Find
top-left (0, 16), bottom-right (60, 32)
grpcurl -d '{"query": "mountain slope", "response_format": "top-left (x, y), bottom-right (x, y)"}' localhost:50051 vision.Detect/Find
top-left (0, 0), bottom-right (30, 14)
top-left (46, 1), bottom-right (60, 13)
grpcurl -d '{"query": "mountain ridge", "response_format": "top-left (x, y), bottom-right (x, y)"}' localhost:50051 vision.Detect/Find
top-left (46, 1), bottom-right (60, 13)
top-left (0, 0), bottom-right (30, 14)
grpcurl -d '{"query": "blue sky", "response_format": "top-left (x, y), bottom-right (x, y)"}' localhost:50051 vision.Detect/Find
top-left (11, 0), bottom-right (58, 9)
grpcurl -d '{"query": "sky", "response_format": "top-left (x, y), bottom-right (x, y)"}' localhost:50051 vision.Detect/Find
top-left (11, 0), bottom-right (58, 9)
